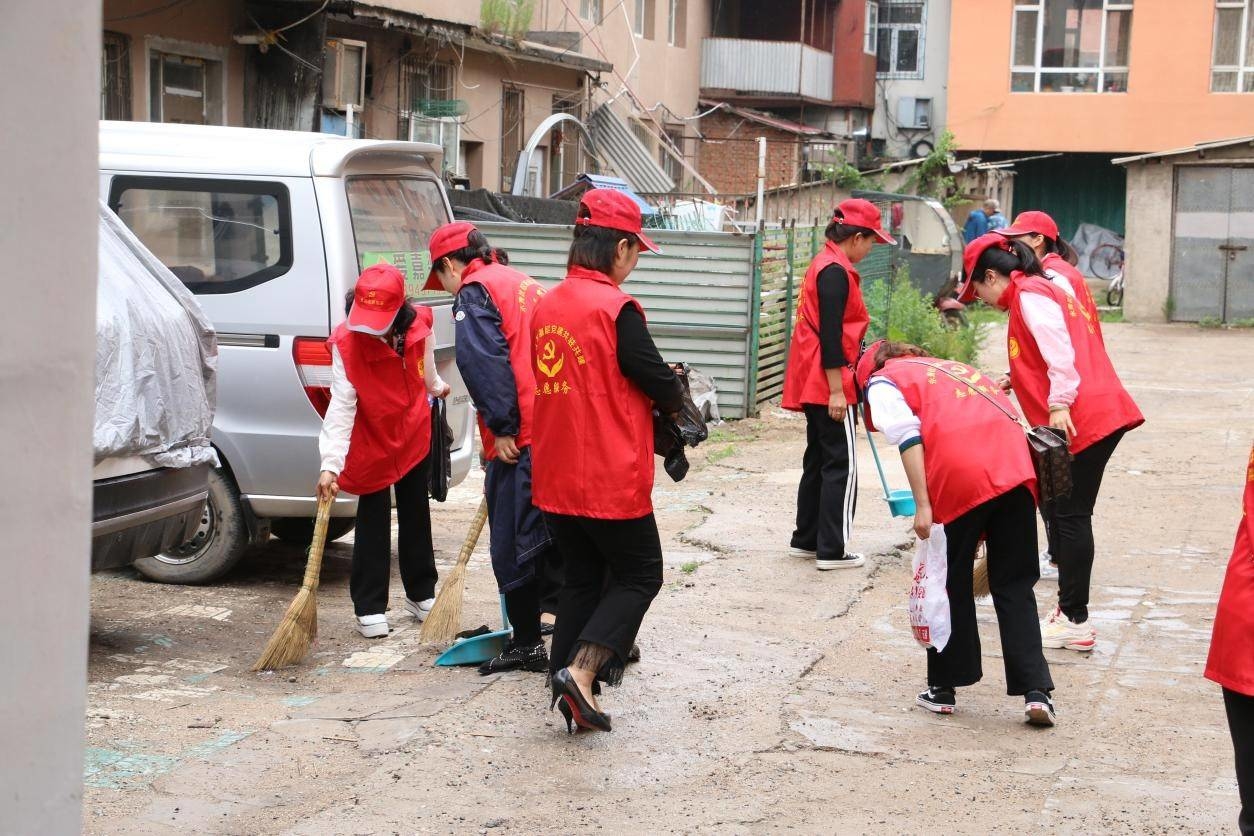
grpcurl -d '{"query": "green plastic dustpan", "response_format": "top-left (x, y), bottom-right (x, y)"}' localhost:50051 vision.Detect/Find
top-left (434, 595), bottom-right (512, 666)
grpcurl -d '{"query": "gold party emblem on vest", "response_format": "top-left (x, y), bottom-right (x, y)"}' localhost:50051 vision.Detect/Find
top-left (536, 339), bottom-right (565, 378)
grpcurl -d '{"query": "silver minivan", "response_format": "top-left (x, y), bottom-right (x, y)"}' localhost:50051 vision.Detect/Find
top-left (99, 121), bottom-right (475, 583)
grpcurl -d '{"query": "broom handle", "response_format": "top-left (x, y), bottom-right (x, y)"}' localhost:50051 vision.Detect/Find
top-left (459, 497), bottom-right (488, 566)
top-left (300, 496), bottom-right (333, 588)
top-left (860, 403), bottom-right (894, 499)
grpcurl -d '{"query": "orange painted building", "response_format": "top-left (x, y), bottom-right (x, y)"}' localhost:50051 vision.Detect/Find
top-left (948, 1), bottom-right (1254, 154)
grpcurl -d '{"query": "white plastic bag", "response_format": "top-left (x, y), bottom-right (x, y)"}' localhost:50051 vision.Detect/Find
top-left (908, 524), bottom-right (951, 652)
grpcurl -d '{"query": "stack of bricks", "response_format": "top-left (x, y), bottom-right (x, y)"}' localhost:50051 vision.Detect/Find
top-left (695, 111), bottom-right (803, 196)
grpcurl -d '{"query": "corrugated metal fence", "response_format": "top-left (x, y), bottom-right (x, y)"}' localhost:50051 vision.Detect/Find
top-left (478, 222), bottom-right (757, 419)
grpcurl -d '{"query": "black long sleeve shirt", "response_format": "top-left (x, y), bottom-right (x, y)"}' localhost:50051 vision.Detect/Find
top-left (615, 305), bottom-right (683, 413)
top-left (817, 264), bottom-right (851, 369)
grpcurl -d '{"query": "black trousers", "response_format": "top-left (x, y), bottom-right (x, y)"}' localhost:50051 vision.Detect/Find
top-left (1225, 688), bottom-right (1254, 835)
top-left (1044, 429), bottom-right (1125, 624)
top-left (538, 543), bottom-right (564, 616)
top-left (928, 486), bottom-right (1054, 696)
top-left (350, 457), bottom-right (437, 617)
top-left (792, 405), bottom-right (858, 560)
top-left (545, 512), bottom-right (664, 686)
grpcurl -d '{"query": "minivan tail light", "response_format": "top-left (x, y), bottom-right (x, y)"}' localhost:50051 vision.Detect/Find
top-left (294, 337), bottom-right (333, 417)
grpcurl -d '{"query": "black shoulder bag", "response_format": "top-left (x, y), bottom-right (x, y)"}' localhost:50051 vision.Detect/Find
top-left (428, 397), bottom-right (454, 502)
top-left (903, 361), bottom-right (1073, 503)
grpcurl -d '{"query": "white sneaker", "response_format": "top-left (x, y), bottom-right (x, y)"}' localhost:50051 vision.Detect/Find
top-left (1039, 605), bottom-right (1095, 652)
top-left (404, 597), bottom-right (435, 622)
top-left (816, 553), bottom-right (866, 570)
top-left (1039, 550), bottom-right (1058, 581)
top-left (356, 613), bottom-right (389, 638)
top-left (788, 546), bottom-right (817, 558)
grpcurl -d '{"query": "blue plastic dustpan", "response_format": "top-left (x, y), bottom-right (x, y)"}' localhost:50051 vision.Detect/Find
top-left (861, 405), bottom-right (917, 519)
top-left (434, 595), bottom-right (513, 666)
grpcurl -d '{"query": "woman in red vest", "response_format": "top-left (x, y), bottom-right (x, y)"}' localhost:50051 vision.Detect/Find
top-left (316, 263), bottom-right (450, 638)
top-left (1206, 443), bottom-right (1254, 835)
top-left (782, 198), bottom-right (895, 571)
top-left (425, 221), bottom-right (557, 675)
top-left (995, 210), bottom-right (1102, 582)
top-left (958, 234), bottom-right (1143, 654)
top-left (531, 189), bottom-right (682, 733)
top-left (857, 340), bottom-right (1056, 725)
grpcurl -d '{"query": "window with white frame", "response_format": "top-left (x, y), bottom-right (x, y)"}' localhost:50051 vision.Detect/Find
top-left (634, 0), bottom-right (656, 37)
top-left (580, 0), bottom-right (602, 22)
top-left (399, 60), bottom-right (462, 176)
top-left (1212, 0), bottom-right (1254, 91)
top-left (149, 49), bottom-right (224, 125)
top-left (1011, 0), bottom-right (1132, 93)
top-left (668, 0), bottom-right (686, 46)
top-left (876, 1), bottom-right (925, 78)
top-left (865, 2), bottom-right (879, 55)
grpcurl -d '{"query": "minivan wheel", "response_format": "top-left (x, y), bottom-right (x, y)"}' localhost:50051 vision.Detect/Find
top-left (270, 516), bottom-right (356, 544)
top-left (133, 467), bottom-right (249, 584)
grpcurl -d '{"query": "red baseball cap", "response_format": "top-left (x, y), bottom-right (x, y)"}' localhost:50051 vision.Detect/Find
top-left (997, 210), bottom-right (1060, 241)
top-left (856, 339), bottom-right (887, 431)
top-left (347, 263), bottom-right (406, 335)
top-left (577, 188), bottom-right (660, 253)
top-left (424, 221), bottom-right (478, 291)
top-left (833, 198), bottom-right (896, 245)
top-left (958, 233), bottom-right (1014, 303)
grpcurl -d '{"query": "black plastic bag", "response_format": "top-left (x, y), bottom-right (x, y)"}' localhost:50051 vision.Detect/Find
top-left (428, 397), bottom-right (454, 502)
top-left (654, 364), bottom-right (709, 482)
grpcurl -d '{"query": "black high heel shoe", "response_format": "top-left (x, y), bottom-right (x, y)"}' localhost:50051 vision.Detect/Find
top-left (549, 668), bottom-right (612, 733)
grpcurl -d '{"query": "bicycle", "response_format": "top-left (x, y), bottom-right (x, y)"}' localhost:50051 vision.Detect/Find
top-left (1090, 242), bottom-right (1125, 306)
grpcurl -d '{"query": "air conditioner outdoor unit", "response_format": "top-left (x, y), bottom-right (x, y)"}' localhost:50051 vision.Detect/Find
top-left (897, 96), bottom-right (932, 130)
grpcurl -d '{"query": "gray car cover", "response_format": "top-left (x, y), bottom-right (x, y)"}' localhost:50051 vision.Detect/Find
top-left (95, 202), bottom-right (218, 468)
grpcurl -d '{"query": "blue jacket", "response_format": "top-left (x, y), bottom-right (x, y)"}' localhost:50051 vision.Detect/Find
top-left (963, 209), bottom-right (989, 244)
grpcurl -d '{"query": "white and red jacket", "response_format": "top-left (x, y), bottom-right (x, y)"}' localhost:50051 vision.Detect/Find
top-left (1041, 252), bottom-right (1103, 344)
top-left (530, 266), bottom-right (655, 520)
top-left (1001, 272), bottom-right (1143, 454)
top-left (459, 258), bottom-right (546, 461)
top-left (866, 357), bottom-right (1036, 524)
top-left (1207, 444), bottom-right (1254, 696)
top-left (322, 305), bottom-right (438, 496)
top-left (782, 242), bottom-right (869, 408)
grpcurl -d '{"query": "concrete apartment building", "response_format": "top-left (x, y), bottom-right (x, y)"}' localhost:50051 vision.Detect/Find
top-left (946, 0), bottom-right (1254, 245)
top-left (101, 0), bottom-right (711, 194)
top-left (870, 0), bottom-right (949, 160)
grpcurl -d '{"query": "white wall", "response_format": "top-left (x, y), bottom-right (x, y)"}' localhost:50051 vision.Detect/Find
top-left (0, 0), bottom-right (97, 832)
top-left (871, 0), bottom-right (950, 159)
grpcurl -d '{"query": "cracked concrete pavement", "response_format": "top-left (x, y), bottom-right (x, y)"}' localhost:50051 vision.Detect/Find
top-left (85, 322), bottom-right (1252, 834)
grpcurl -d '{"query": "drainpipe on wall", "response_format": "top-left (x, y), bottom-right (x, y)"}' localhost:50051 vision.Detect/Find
top-left (755, 137), bottom-right (767, 227)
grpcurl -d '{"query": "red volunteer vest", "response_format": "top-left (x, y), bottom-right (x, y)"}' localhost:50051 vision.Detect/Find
top-left (530, 266), bottom-right (655, 520)
top-left (871, 358), bottom-right (1036, 524)
top-left (1041, 253), bottom-right (1103, 344)
top-left (328, 304), bottom-right (434, 496)
top-left (1206, 444), bottom-right (1254, 695)
top-left (460, 258), bottom-right (546, 462)
top-left (782, 242), bottom-right (870, 409)
top-left (1003, 273), bottom-right (1143, 454)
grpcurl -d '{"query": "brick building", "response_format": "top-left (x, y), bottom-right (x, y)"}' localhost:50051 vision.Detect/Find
top-left (696, 102), bottom-right (837, 196)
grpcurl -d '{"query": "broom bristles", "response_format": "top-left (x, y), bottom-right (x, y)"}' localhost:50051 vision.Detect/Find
top-left (251, 496), bottom-right (332, 671)
top-left (972, 552), bottom-right (991, 599)
top-left (420, 497), bottom-right (488, 644)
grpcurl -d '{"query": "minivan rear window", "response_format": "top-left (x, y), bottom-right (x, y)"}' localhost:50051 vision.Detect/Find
top-left (109, 177), bottom-right (292, 295)
top-left (346, 177), bottom-right (448, 297)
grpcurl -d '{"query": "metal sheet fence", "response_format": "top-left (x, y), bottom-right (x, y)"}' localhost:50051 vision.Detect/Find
top-left (478, 222), bottom-right (757, 418)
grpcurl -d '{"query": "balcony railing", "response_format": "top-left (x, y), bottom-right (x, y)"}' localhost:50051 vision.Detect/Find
top-left (699, 39), bottom-right (834, 102)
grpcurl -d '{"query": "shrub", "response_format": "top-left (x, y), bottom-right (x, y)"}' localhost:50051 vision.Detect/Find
top-left (862, 266), bottom-right (985, 364)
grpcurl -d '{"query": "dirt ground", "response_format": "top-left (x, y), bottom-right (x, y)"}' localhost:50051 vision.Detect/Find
top-left (85, 322), bottom-right (1253, 835)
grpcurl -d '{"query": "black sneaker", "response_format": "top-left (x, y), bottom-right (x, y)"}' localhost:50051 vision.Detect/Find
top-left (477, 641), bottom-right (548, 676)
top-left (1024, 690), bottom-right (1056, 727)
top-left (916, 686), bottom-right (956, 715)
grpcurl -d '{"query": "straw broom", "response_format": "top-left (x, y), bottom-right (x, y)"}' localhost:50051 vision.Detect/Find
top-left (972, 542), bottom-right (991, 599)
top-left (252, 496), bottom-right (333, 671)
top-left (420, 497), bottom-right (489, 644)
